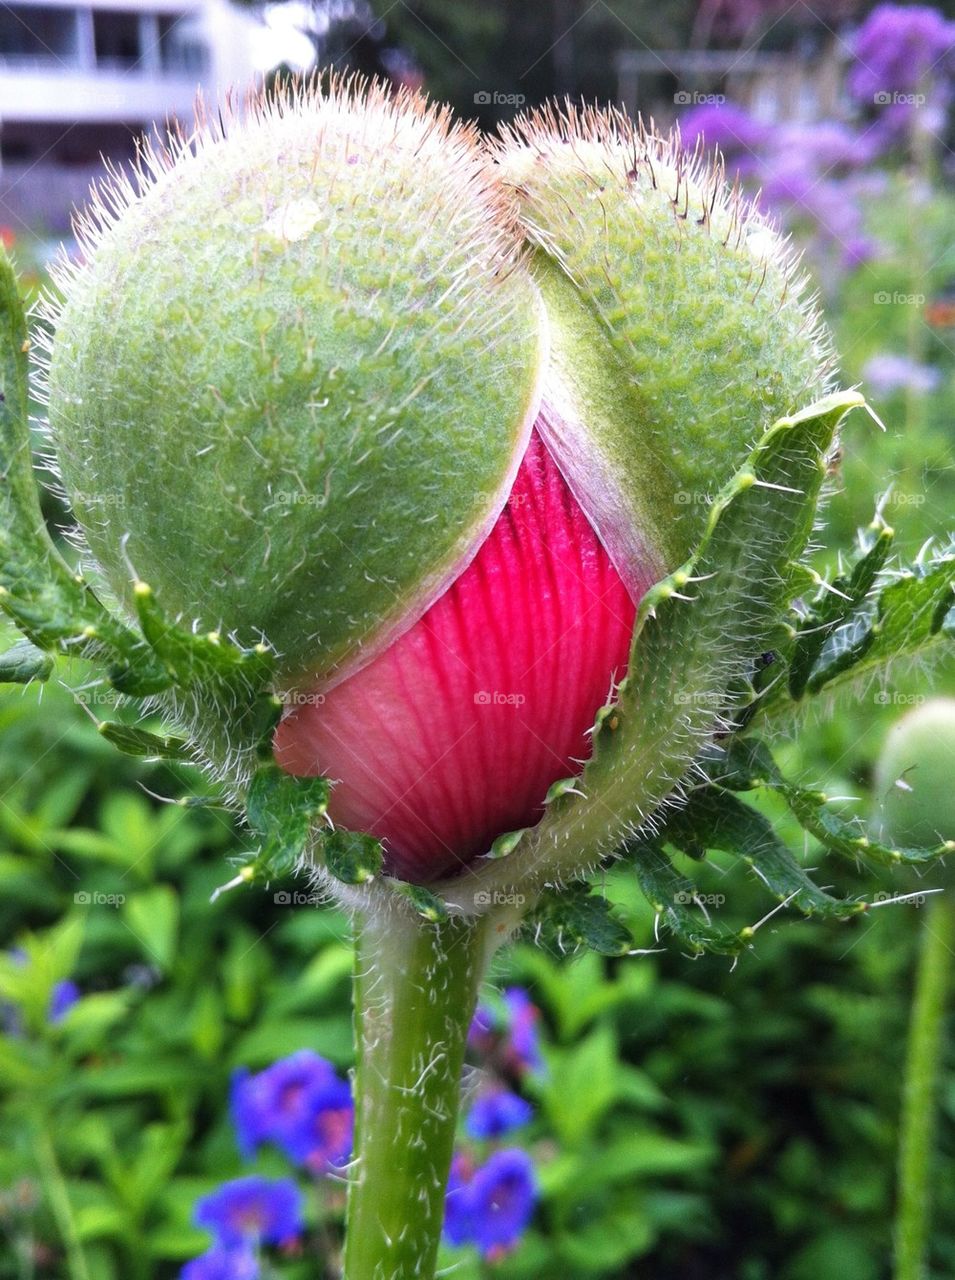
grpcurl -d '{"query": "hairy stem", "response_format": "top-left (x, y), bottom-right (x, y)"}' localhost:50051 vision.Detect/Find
top-left (344, 903), bottom-right (499, 1280)
top-left (895, 896), bottom-right (953, 1280)
top-left (33, 1118), bottom-right (90, 1280)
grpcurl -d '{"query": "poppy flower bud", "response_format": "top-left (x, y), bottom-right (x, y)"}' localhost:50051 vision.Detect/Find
top-left (873, 698), bottom-right (955, 853)
top-left (44, 84), bottom-right (833, 886)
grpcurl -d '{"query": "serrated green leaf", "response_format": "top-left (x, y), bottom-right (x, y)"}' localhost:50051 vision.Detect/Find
top-left (714, 736), bottom-right (953, 868)
top-left (525, 886), bottom-right (633, 956)
top-left (663, 786), bottom-right (861, 919)
top-left (788, 518), bottom-right (894, 699)
top-left (630, 843), bottom-right (745, 956)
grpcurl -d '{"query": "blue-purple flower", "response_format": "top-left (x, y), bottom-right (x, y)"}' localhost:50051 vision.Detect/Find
top-left (862, 352), bottom-right (942, 397)
top-left (465, 1088), bottom-right (533, 1140)
top-left (180, 1246), bottom-right (259, 1280)
top-left (849, 4), bottom-right (955, 103)
top-left (49, 979), bottom-right (81, 1024)
top-left (230, 1050), bottom-right (352, 1169)
top-left (679, 102), bottom-right (770, 175)
top-left (469, 987), bottom-right (545, 1078)
top-left (443, 1149), bottom-right (537, 1259)
top-left (193, 1176), bottom-right (303, 1249)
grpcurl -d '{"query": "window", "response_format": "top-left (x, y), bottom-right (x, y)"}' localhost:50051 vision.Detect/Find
top-left (0, 4), bottom-right (79, 64)
top-left (159, 12), bottom-right (207, 75)
top-left (93, 8), bottom-right (141, 68)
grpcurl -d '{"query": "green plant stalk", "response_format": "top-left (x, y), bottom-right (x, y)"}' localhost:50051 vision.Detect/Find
top-left (33, 1117), bottom-right (90, 1280)
top-left (344, 903), bottom-right (500, 1280)
top-left (895, 896), bottom-right (954, 1280)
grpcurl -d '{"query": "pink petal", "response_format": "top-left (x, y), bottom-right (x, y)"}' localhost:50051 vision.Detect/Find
top-left (274, 431), bottom-right (649, 883)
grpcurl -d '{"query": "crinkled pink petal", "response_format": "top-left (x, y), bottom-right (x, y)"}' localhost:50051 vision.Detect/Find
top-left (274, 430), bottom-right (650, 883)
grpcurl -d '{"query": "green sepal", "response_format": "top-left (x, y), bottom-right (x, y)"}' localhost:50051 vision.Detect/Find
top-left (787, 517), bottom-right (894, 699)
top-left (391, 882), bottom-right (450, 923)
top-left (0, 638), bottom-right (53, 684)
top-left (97, 721), bottom-right (191, 761)
top-left (710, 736), bottom-right (955, 867)
top-left (244, 764), bottom-right (330, 881)
top-left (523, 884), bottom-right (633, 956)
top-left (323, 829), bottom-right (384, 885)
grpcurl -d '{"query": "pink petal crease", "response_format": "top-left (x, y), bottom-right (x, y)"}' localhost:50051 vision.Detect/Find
top-left (274, 430), bottom-right (648, 883)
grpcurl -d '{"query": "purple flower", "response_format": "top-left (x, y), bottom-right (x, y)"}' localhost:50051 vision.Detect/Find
top-left (849, 5), bottom-right (955, 103)
top-left (281, 1073), bottom-right (354, 1172)
top-left (443, 1149), bottom-right (537, 1259)
top-left (443, 1153), bottom-right (475, 1248)
top-left (679, 102), bottom-right (770, 175)
top-left (503, 989), bottom-right (544, 1076)
top-left (862, 353), bottom-right (942, 397)
top-left (181, 1247), bottom-right (259, 1280)
top-left (230, 1050), bottom-right (346, 1163)
top-left (465, 1088), bottom-right (533, 1140)
top-left (193, 1176), bottom-right (303, 1248)
top-left (49, 979), bottom-right (81, 1024)
top-left (469, 987), bottom-right (545, 1077)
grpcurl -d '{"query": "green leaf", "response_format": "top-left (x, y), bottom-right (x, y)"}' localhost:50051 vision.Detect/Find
top-left (524, 885), bottom-right (634, 956)
top-left (123, 886), bottom-right (180, 971)
top-left (788, 517), bottom-right (894, 699)
top-left (631, 843), bottom-right (745, 956)
top-left (543, 1023), bottom-right (619, 1146)
top-left (714, 735), bottom-right (954, 868)
top-left (0, 637), bottom-right (53, 683)
top-left (391, 881), bottom-right (450, 922)
top-left (662, 786), bottom-right (861, 920)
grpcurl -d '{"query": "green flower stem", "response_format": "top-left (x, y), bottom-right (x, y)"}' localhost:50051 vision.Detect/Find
top-left (33, 1117), bottom-right (90, 1280)
top-left (895, 895), bottom-right (954, 1280)
top-left (344, 902), bottom-right (501, 1280)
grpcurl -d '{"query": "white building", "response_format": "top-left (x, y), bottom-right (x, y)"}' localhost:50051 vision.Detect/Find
top-left (0, 0), bottom-right (267, 233)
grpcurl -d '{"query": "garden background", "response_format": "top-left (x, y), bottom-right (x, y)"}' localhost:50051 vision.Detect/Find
top-left (1, 1), bottom-right (954, 1276)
